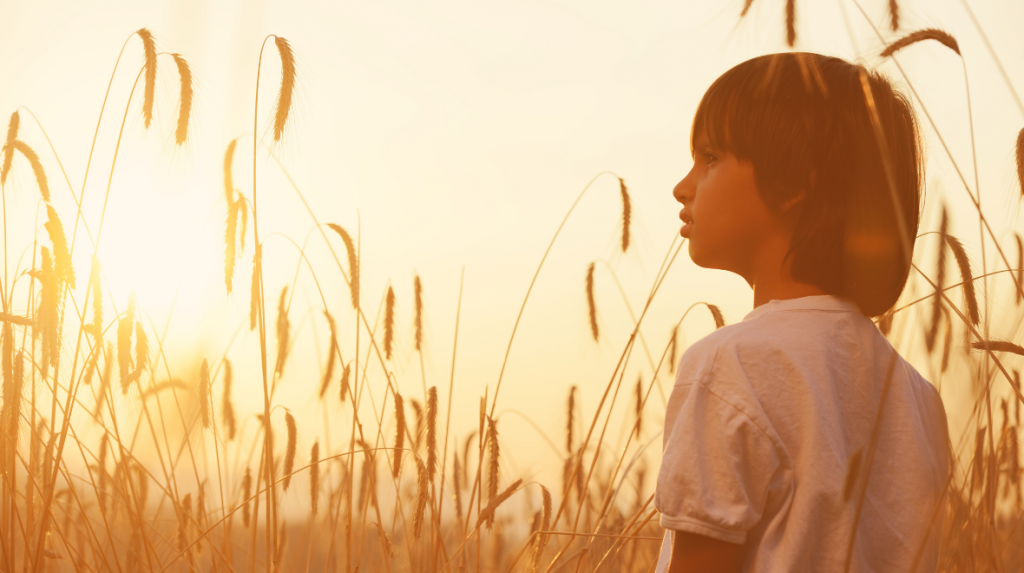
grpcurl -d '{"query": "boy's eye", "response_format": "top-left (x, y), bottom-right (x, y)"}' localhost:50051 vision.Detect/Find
top-left (703, 153), bottom-right (718, 164)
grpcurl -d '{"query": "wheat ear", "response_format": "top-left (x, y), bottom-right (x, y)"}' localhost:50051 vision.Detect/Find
top-left (413, 458), bottom-right (428, 538)
top-left (881, 28), bottom-right (960, 57)
top-left (1016, 233), bottom-right (1024, 305)
top-left (328, 224), bottom-right (359, 309)
top-left (4, 140), bottom-right (50, 202)
top-left (740, 0), bottom-right (754, 17)
top-left (310, 441), bottom-right (320, 516)
top-left (283, 412), bottom-right (296, 490)
top-left (273, 37), bottom-right (295, 142)
top-left (477, 479), bottom-right (522, 529)
top-left (339, 361), bottom-right (352, 403)
top-left (944, 235), bottom-right (980, 326)
top-left (274, 287), bottom-right (290, 376)
top-left (586, 263), bottom-right (598, 342)
top-left (1, 111), bottom-right (18, 184)
top-left (170, 54), bottom-right (192, 145)
top-left (972, 340), bottom-right (1024, 356)
top-left (198, 359), bottom-right (210, 429)
top-left (427, 386), bottom-right (438, 483)
top-left (619, 178), bottom-right (631, 252)
top-left (89, 256), bottom-right (102, 335)
top-left (242, 468), bottom-right (252, 527)
top-left (224, 140), bottom-right (239, 293)
top-left (531, 485), bottom-right (553, 571)
top-left (384, 285), bottom-right (396, 360)
top-left (44, 204), bottom-right (74, 288)
top-left (888, 0), bottom-right (899, 30)
top-left (393, 392), bottom-right (406, 479)
top-left (136, 29), bottom-right (157, 128)
top-left (566, 386), bottom-right (576, 455)
top-left (131, 320), bottom-right (148, 389)
top-left (706, 303), bottom-right (725, 329)
top-left (785, 0), bottom-right (796, 47)
top-left (486, 416), bottom-right (500, 528)
top-left (320, 311), bottom-right (338, 398)
top-left (36, 248), bottom-right (58, 372)
top-left (222, 359), bottom-right (237, 440)
top-left (413, 274), bottom-right (424, 351)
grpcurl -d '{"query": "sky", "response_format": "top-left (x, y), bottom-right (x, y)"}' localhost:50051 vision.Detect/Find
top-left (2, 0), bottom-right (1023, 495)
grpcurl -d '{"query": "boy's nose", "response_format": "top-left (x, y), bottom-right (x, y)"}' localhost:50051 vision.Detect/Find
top-left (673, 173), bottom-right (694, 205)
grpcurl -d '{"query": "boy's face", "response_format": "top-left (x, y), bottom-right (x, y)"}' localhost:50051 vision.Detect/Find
top-left (673, 132), bottom-right (789, 282)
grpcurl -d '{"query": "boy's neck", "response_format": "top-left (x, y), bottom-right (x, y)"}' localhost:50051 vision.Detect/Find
top-left (748, 247), bottom-right (828, 309)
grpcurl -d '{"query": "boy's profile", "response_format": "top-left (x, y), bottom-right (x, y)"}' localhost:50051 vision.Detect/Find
top-left (656, 53), bottom-right (949, 572)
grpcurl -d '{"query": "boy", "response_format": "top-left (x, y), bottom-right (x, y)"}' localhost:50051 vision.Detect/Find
top-left (656, 53), bottom-right (949, 572)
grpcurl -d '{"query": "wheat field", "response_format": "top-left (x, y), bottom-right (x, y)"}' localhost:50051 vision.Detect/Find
top-left (1, 2), bottom-right (1024, 572)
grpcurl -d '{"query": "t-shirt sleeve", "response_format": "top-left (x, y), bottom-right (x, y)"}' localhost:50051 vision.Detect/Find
top-left (655, 364), bottom-right (782, 545)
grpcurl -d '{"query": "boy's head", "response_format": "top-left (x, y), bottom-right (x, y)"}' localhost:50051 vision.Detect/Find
top-left (675, 53), bottom-right (923, 317)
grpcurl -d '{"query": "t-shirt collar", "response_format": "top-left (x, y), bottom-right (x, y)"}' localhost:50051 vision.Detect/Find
top-left (742, 294), bottom-right (860, 322)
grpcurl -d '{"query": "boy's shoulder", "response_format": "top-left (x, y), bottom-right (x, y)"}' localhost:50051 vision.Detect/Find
top-left (673, 295), bottom-right (873, 387)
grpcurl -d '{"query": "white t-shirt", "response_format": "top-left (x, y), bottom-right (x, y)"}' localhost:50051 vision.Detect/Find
top-left (655, 295), bottom-right (948, 572)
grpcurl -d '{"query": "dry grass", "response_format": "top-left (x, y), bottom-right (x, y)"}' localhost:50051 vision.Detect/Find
top-left (2, 12), bottom-right (1023, 573)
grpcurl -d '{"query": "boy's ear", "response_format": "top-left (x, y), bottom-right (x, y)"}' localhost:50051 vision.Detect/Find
top-left (780, 170), bottom-right (815, 212)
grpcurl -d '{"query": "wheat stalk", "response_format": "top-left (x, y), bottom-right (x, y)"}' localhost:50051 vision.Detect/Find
top-left (88, 256), bottom-right (102, 335)
top-left (222, 359), bottom-right (237, 441)
top-left (37, 248), bottom-right (58, 373)
top-left (1, 111), bottom-right (18, 184)
top-left (198, 359), bottom-right (210, 429)
top-left (136, 29), bottom-right (157, 128)
top-left (940, 307), bottom-right (953, 373)
top-left (4, 140), bottom-right (50, 202)
top-left (669, 325), bottom-right (678, 373)
top-left (634, 374), bottom-right (643, 439)
top-left (384, 285), bottom-right (396, 360)
top-left (273, 37), bottom-right (295, 142)
top-left (250, 244), bottom-right (262, 331)
top-left (283, 412), bottom-right (296, 490)
top-left (328, 224), bottom-right (359, 309)
top-left (881, 28), bottom-right (960, 57)
top-left (170, 54), bottom-right (192, 146)
top-left (477, 478), bottom-right (522, 529)
top-left (310, 441), bottom-right (320, 516)
top-left (320, 311), bottom-right (338, 398)
top-left (586, 263), bottom-right (598, 342)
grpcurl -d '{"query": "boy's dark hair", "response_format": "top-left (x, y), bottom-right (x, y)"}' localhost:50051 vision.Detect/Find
top-left (692, 53), bottom-right (923, 317)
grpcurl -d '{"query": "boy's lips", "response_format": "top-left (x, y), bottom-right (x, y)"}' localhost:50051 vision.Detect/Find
top-left (679, 210), bottom-right (693, 237)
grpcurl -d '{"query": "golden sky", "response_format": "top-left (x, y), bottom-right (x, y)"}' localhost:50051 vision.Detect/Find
top-left (2, 0), bottom-right (1023, 486)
